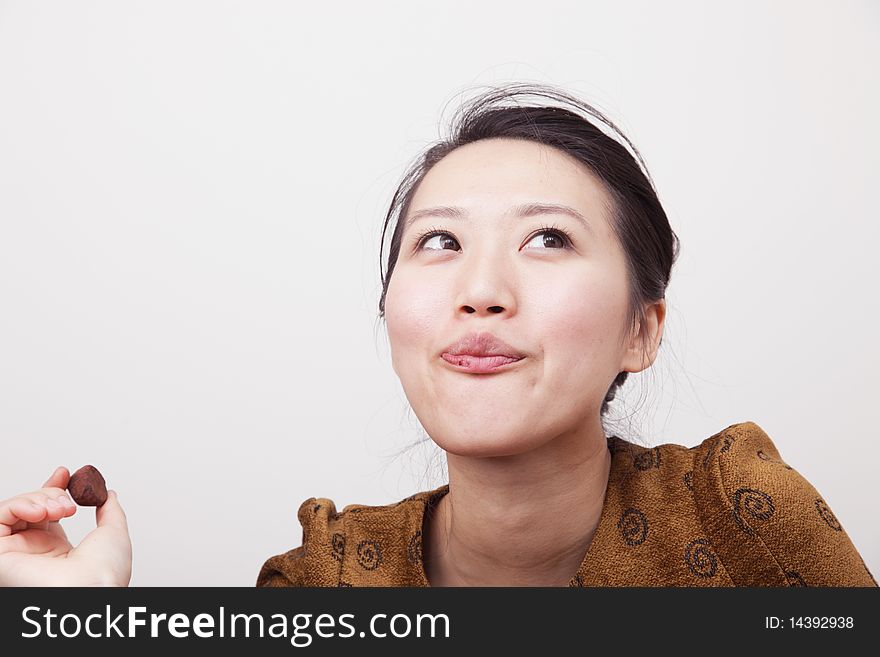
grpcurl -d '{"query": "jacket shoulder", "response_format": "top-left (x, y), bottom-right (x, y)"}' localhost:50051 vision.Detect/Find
top-left (690, 421), bottom-right (877, 587)
top-left (256, 487), bottom-right (444, 587)
top-left (256, 496), bottom-right (348, 587)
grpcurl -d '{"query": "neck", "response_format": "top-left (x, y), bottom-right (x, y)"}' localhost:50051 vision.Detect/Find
top-left (424, 420), bottom-right (612, 586)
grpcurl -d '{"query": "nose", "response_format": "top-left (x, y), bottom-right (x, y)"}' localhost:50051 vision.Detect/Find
top-left (454, 249), bottom-right (517, 316)
top-left (462, 304), bottom-right (505, 314)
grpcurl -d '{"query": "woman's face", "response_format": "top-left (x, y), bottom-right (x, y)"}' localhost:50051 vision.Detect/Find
top-left (384, 137), bottom-right (650, 458)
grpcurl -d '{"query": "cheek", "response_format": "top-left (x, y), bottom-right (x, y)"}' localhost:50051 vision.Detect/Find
top-left (384, 271), bottom-right (442, 363)
top-left (527, 267), bottom-right (627, 362)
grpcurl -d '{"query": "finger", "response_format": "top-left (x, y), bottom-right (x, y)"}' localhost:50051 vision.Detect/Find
top-left (95, 490), bottom-right (128, 533)
top-left (0, 486), bottom-right (70, 527)
top-left (0, 495), bottom-right (75, 536)
top-left (0, 530), bottom-right (69, 556)
top-left (0, 499), bottom-right (47, 532)
top-left (37, 494), bottom-right (77, 528)
top-left (0, 533), bottom-right (32, 554)
top-left (30, 493), bottom-right (76, 522)
top-left (46, 520), bottom-right (70, 541)
top-left (3, 515), bottom-right (72, 539)
top-left (26, 490), bottom-right (75, 509)
top-left (29, 495), bottom-right (76, 531)
top-left (42, 466), bottom-right (70, 490)
top-left (2, 488), bottom-right (71, 505)
top-left (38, 487), bottom-right (71, 500)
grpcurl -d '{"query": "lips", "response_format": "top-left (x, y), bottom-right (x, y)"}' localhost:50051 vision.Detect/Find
top-left (440, 353), bottom-right (523, 373)
top-left (440, 331), bottom-right (526, 373)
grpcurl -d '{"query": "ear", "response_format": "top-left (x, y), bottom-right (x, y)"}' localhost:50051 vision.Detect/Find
top-left (620, 298), bottom-right (666, 374)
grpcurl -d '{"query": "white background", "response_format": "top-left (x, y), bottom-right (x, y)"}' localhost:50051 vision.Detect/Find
top-left (1, 0), bottom-right (877, 585)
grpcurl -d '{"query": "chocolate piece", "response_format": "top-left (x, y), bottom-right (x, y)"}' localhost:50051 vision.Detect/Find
top-left (67, 465), bottom-right (108, 506)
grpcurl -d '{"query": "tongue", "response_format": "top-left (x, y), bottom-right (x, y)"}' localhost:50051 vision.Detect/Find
top-left (442, 354), bottom-right (520, 369)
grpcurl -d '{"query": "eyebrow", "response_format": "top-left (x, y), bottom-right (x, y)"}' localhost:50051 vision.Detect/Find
top-left (404, 202), bottom-right (595, 236)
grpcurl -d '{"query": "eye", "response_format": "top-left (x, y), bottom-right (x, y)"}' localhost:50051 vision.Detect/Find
top-left (523, 225), bottom-right (573, 250)
top-left (412, 223), bottom-right (574, 253)
top-left (415, 227), bottom-right (461, 252)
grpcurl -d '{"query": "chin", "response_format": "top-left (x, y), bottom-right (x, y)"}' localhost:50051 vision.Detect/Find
top-left (426, 423), bottom-right (541, 458)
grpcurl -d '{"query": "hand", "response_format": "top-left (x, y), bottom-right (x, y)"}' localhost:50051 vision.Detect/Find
top-left (0, 466), bottom-right (132, 586)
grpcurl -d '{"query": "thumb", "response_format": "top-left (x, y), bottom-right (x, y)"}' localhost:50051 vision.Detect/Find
top-left (95, 490), bottom-right (129, 533)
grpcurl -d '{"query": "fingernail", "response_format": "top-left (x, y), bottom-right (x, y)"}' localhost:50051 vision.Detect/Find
top-left (46, 498), bottom-right (61, 509)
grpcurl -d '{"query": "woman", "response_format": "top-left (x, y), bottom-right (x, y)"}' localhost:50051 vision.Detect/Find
top-left (0, 84), bottom-right (874, 587)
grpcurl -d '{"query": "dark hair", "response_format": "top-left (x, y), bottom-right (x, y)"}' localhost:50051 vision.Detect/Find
top-left (378, 83), bottom-right (680, 419)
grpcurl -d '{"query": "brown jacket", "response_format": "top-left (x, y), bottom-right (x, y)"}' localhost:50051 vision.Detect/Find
top-left (256, 421), bottom-right (877, 587)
